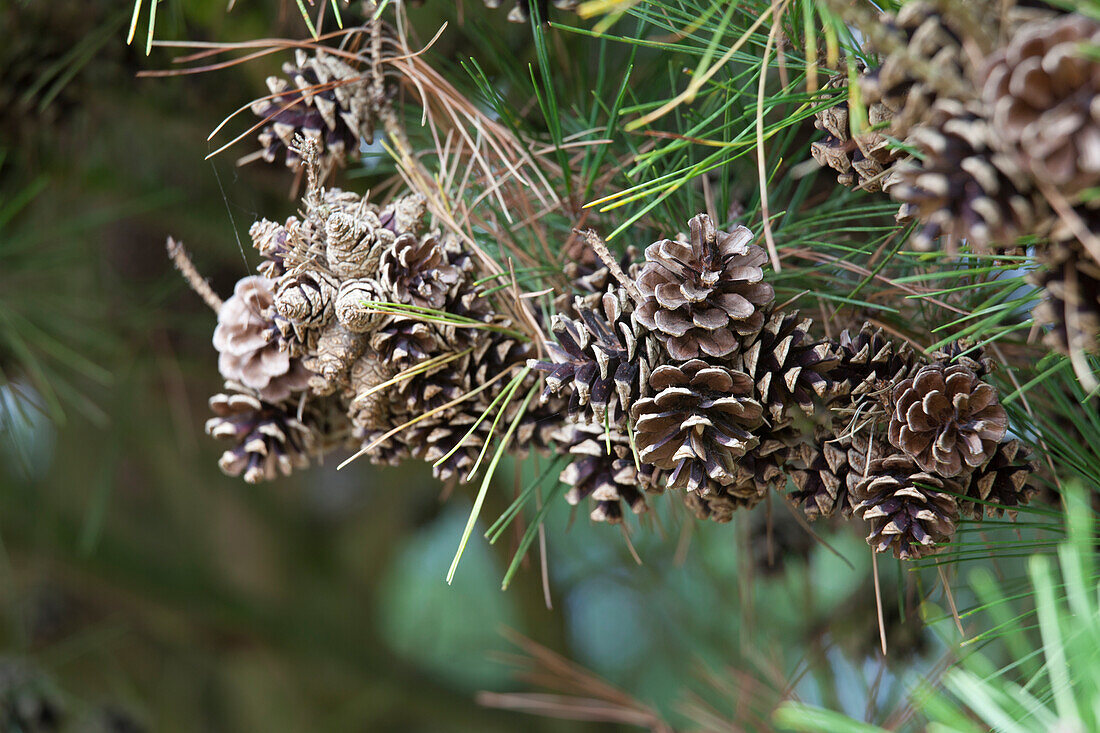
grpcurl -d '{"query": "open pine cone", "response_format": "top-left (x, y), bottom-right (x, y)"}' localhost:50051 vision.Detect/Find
top-left (734, 311), bottom-right (841, 424)
top-left (682, 479), bottom-right (765, 522)
top-left (892, 99), bottom-right (1045, 252)
top-left (1032, 214), bottom-right (1100, 359)
top-left (213, 276), bottom-right (311, 403)
top-left (790, 427), bottom-right (886, 521)
top-left (533, 287), bottom-right (659, 426)
top-left (888, 362), bottom-right (1008, 477)
top-left (960, 438), bottom-right (1038, 519)
top-left (634, 214), bottom-right (774, 360)
top-left (378, 231), bottom-right (463, 310)
top-left (810, 75), bottom-right (903, 192)
top-left (853, 453), bottom-right (960, 560)
top-left (554, 424), bottom-right (656, 524)
top-left (833, 323), bottom-right (917, 400)
top-left (631, 359), bottom-right (764, 493)
top-left (982, 14), bottom-right (1100, 200)
top-left (250, 49), bottom-right (376, 175)
top-left (205, 392), bottom-right (314, 483)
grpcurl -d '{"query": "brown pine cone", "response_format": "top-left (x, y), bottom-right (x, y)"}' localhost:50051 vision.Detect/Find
top-left (205, 392), bottom-right (314, 483)
top-left (725, 427), bottom-right (802, 500)
top-left (634, 214), bottom-right (774, 361)
top-left (250, 219), bottom-right (292, 279)
top-left (790, 427), bottom-right (886, 521)
top-left (334, 277), bottom-right (388, 334)
top-left (369, 316), bottom-right (438, 365)
top-left (892, 99), bottom-right (1045, 252)
top-left (250, 49), bottom-right (376, 176)
top-left (960, 438), bottom-right (1038, 519)
top-left (888, 362), bottom-right (1008, 477)
top-left (324, 209), bottom-right (391, 280)
top-left (853, 453), bottom-right (960, 560)
top-left (631, 359), bottom-right (764, 493)
top-left (378, 231), bottom-right (463, 310)
top-left (553, 424), bottom-right (655, 524)
top-left (734, 312), bottom-right (841, 424)
top-left (810, 75), bottom-right (903, 192)
top-left (860, 1), bottom-right (976, 138)
top-left (1031, 215), bottom-right (1100, 359)
top-left (683, 480), bottom-right (765, 522)
top-left (273, 268), bottom-right (338, 329)
top-left (833, 323), bottom-right (917, 400)
top-left (302, 322), bottom-right (369, 396)
top-left (213, 276), bottom-right (311, 403)
top-left (929, 341), bottom-right (994, 378)
top-left (982, 14), bottom-right (1100, 200)
top-left (533, 287), bottom-right (660, 426)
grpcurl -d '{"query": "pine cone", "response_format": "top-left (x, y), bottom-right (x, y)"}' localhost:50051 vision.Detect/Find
top-left (683, 480), bottom-right (764, 522)
top-left (533, 287), bottom-right (660, 425)
top-left (734, 312), bottom-right (841, 424)
top-left (1032, 215), bottom-right (1100, 359)
top-left (302, 322), bottom-right (368, 395)
top-left (213, 276), bottom-right (311, 402)
top-left (861, 1), bottom-right (976, 138)
top-left (790, 428), bottom-right (885, 520)
top-left (982, 14), bottom-right (1100, 200)
top-left (250, 219), bottom-right (291, 279)
top-left (725, 428), bottom-right (800, 500)
top-left (960, 438), bottom-right (1038, 519)
top-left (631, 359), bottom-right (764, 493)
top-left (205, 392), bottom-right (314, 483)
top-left (634, 214), bottom-right (774, 360)
top-left (346, 354), bottom-right (396, 434)
top-left (888, 362), bottom-right (1008, 477)
top-left (810, 75), bottom-right (903, 192)
top-left (378, 231), bottom-right (463, 309)
top-left (480, 0), bottom-right (577, 23)
top-left (833, 323), bottom-right (917, 400)
top-left (553, 424), bottom-right (653, 524)
top-left (892, 99), bottom-right (1045, 252)
top-left (369, 316), bottom-right (439, 365)
top-left (273, 268), bottom-right (338, 328)
top-left (324, 209), bottom-right (392, 280)
top-left (334, 277), bottom-right (388, 334)
top-left (251, 49), bottom-right (376, 175)
top-left (853, 453), bottom-right (960, 559)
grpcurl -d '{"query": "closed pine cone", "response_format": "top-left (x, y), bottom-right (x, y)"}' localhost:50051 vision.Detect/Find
top-left (1031, 212), bottom-right (1100, 360)
top-left (892, 99), bottom-right (1045, 252)
top-left (734, 311), bottom-right (841, 424)
top-left (810, 75), bottom-right (903, 192)
top-left (250, 49), bottom-right (376, 176)
top-left (833, 322), bottom-right (917, 400)
top-left (960, 438), bottom-right (1038, 519)
top-left (853, 453), bottom-right (960, 560)
top-left (205, 392), bottom-right (314, 483)
top-left (634, 214), bottom-right (774, 361)
top-left (631, 359), bottom-right (764, 493)
top-left (213, 276), bottom-right (311, 403)
top-left (790, 427), bottom-right (886, 521)
top-left (553, 424), bottom-right (653, 524)
top-left (533, 287), bottom-right (660, 426)
top-left (982, 14), bottom-right (1100, 200)
top-left (888, 361), bottom-right (1008, 477)
top-left (273, 268), bottom-right (338, 329)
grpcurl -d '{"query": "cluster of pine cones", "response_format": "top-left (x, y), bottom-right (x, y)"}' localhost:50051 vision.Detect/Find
top-left (811, 1), bottom-right (1100, 373)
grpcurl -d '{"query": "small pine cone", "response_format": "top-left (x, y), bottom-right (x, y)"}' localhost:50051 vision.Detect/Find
top-left (892, 99), bottom-right (1045, 252)
top-left (407, 410), bottom-right (491, 485)
top-left (213, 276), bottom-right (311, 403)
top-left (1031, 214), bottom-right (1100, 359)
top-left (533, 287), bottom-right (660, 426)
top-left (265, 310), bottom-right (318, 358)
top-left (861, 1), bottom-right (975, 138)
top-left (734, 312), bottom-right (841, 424)
top-left (982, 14), bottom-right (1100, 200)
top-left (334, 277), bottom-right (387, 333)
top-left (790, 428), bottom-right (885, 520)
top-left (634, 214), bottom-right (774, 361)
top-left (553, 245), bottom-right (641, 318)
top-left (250, 219), bottom-right (291, 279)
top-left (251, 49), bottom-right (376, 174)
top-left (346, 354), bottom-right (396, 433)
top-left (725, 428), bottom-right (801, 500)
top-left (324, 208), bottom-right (392, 280)
top-left (833, 323), bottom-right (917, 400)
top-left (853, 454), bottom-right (960, 560)
top-left (810, 75), bottom-right (903, 192)
top-left (888, 362), bottom-right (1008, 477)
top-left (302, 322), bottom-right (368, 396)
top-left (273, 268), bottom-right (338, 328)
top-left (378, 232), bottom-right (463, 309)
top-left (631, 359), bottom-right (764, 493)
top-left (960, 439), bottom-right (1038, 519)
top-left (205, 392), bottom-right (313, 483)
top-left (379, 191), bottom-right (429, 237)
top-left (683, 480), bottom-right (764, 522)
top-left (553, 424), bottom-right (652, 524)
top-left (369, 315), bottom-right (438, 365)
top-left (929, 341), bottom-right (993, 378)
